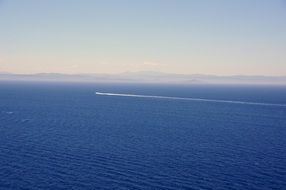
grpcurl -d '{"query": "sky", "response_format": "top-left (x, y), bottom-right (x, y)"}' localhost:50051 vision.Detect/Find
top-left (0, 0), bottom-right (286, 75)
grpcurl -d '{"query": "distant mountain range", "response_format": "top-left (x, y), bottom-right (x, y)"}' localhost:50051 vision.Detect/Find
top-left (0, 72), bottom-right (286, 85)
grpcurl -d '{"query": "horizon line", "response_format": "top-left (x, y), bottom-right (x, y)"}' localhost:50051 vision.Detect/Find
top-left (1, 71), bottom-right (286, 77)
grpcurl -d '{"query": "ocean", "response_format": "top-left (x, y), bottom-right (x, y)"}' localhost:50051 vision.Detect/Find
top-left (0, 81), bottom-right (286, 190)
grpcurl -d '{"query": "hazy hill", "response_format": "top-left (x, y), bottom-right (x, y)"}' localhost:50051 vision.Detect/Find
top-left (0, 72), bottom-right (286, 85)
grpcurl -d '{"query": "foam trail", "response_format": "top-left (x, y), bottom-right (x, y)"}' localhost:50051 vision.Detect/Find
top-left (95, 92), bottom-right (286, 107)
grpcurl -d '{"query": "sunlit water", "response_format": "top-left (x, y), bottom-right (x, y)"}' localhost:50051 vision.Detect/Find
top-left (0, 82), bottom-right (286, 190)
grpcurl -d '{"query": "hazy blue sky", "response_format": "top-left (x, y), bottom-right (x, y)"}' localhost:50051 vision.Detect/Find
top-left (0, 0), bottom-right (286, 75)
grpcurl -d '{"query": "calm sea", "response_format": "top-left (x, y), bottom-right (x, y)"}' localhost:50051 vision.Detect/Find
top-left (0, 81), bottom-right (286, 190)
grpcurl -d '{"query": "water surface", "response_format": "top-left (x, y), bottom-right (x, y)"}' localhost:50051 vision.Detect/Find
top-left (0, 82), bottom-right (286, 189)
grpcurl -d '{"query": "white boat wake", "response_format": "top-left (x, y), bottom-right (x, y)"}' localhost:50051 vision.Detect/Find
top-left (95, 92), bottom-right (286, 107)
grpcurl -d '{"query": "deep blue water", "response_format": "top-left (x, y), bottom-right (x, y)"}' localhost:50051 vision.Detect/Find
top-left (0, 81), bottom-right (286, 190)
